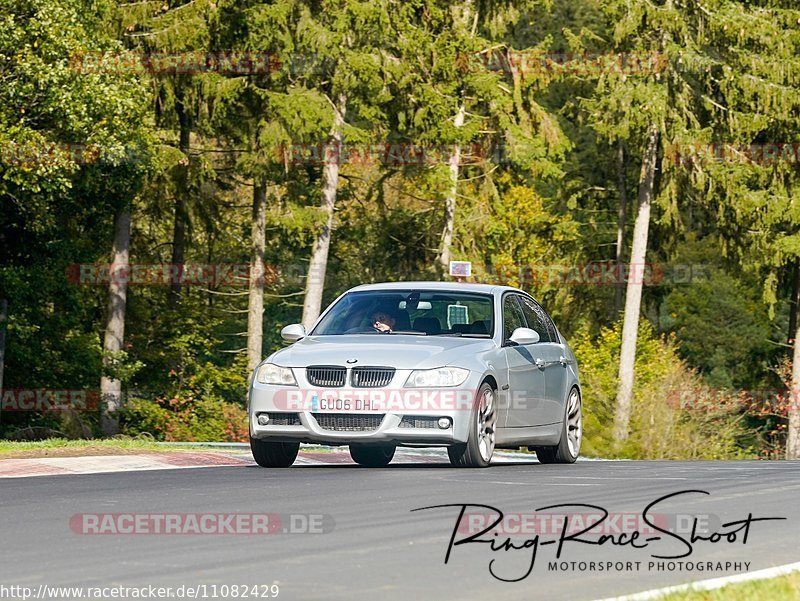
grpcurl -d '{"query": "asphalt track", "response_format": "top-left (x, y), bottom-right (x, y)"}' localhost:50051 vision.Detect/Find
top-left (1, 452), bottom-right (799, 601)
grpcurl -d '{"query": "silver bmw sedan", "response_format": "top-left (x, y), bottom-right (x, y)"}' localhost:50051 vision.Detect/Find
top-left (248, 282), bottom-right (582, 468)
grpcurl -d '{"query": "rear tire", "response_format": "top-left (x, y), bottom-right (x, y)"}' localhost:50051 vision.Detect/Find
top-left (349, 444), bottom-right (396, 467)
top-left (250, 437), bottom-right (300, 467)
top-left (448, 382), bottom-right (496, 468)
top-left (531, 387), bottom-right (581, 464)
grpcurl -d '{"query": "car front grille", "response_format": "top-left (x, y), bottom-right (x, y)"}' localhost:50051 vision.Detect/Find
top-left (312, 413), bottom-right (384, 432)
top-left (268, 412), bottom-right (301, 426)
top-left (399, 416), bottom-right (439, 429)
top-left (306, 366), bottom-right (346, 387)
top-left (351, 367), bottom-right (395, 388)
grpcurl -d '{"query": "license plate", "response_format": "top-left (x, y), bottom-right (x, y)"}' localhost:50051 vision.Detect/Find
top-left (313, 397), bottom-right (375, 412)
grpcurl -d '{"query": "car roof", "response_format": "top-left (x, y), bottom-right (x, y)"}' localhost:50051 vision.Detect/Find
top-left (347, 281), bottom-right (521, 295)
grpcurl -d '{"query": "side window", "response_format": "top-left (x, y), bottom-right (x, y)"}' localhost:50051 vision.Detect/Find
top-left (518, 296), bottom-right (554, 343)
top-left (546, 314), bottom-right (559, 342)
top-left (540, 304), bottom-right (559, 342)
top-left (503, 295), bottom-right (526, 341)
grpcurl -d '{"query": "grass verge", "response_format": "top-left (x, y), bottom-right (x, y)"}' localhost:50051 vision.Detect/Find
top-left (654, 572), bottom-right (800, 600)
top-left (0, 438), bottom-right (232, 459)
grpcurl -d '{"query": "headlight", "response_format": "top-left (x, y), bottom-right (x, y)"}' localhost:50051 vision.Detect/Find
top-left (256, 363), bottom-right (297, 386)
top-left (404, 367), bottom-right (469, 388)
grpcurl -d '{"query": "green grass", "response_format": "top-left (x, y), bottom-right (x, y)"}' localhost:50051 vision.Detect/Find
top-left (655, 572), bottom-right (800, 601)
top-left (0, 438), bottom-right (347, 457)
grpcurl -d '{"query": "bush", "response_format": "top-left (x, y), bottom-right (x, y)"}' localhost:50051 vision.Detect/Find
top-left (119, 354), bottom-right (250, 442)
top-left (120, 396), bottom-right (248, 442)
top-left (661, 266), bottom-right (775, 389)
top-left (571, 320), bottom-right (755, 459)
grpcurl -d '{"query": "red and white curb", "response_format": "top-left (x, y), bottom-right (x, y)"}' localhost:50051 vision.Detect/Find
top-left (0, 452), bottom-right (251, 478)
top-left (0, 447), bottom-right (546, 477)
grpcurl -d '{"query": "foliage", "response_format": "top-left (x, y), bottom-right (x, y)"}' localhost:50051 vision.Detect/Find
top-left (1, 0), bottom-right (798, 454)
top-left (572, 320), bottom-right (755, 459)
top-left (120, 395), bottom-right (248, 442)
top-left (656, 237), bottom-right (779, 389)
top-left (656, 572), bottom-right (800, 601)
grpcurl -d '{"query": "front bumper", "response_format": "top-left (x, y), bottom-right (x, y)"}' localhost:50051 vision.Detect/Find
top-left (248, 368), bottom-right (483, 446)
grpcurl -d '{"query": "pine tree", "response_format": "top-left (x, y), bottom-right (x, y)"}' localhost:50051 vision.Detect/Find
top-left (117, 0), bottom-right (218, 306)
top-left (253, 0), bottom-right (393, 329)
top-left (676, 1), bottom-right (800, 457)
top-left (388, 0), bottom-right (566, 276)
top-left (585, 0), bottom-right (722, 443)
top-left (584, 0), bottom-right (800, 449)
top-left (214, 0), bottom-right (300, 373)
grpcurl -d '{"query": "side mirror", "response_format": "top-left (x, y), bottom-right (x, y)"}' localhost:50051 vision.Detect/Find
top-left (280, 323), bottom-right (306, 342)
top-left (508, 327), bottom-right (540, 345)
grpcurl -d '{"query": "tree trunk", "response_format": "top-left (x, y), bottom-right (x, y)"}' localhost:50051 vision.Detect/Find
top-left (301, 93), bottom-right (347, 330)
top-left (247, 178), bottom-right (267, 376)
top-left (788, 261), bottom-right (799, 344)
top-left (101, 206), bottom-right (131, 435)
top-left (613, 125), bottom-right (660, 444)
top-left (789, 321), bottom-right (800, 459)
top-left (169, 98), bottom-right (191, 307)
top-left (614, 139), bottom-right (628, 315)
top-left (0, 299), bottom-right (6, 426)
top-left (437, 104), bottom-right (466, 272)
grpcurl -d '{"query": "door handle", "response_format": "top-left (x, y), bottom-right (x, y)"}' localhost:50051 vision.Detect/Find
top-left (559, 355), bottom-right (568, 366)
top-left (535, 358), bottom-right (546, 369)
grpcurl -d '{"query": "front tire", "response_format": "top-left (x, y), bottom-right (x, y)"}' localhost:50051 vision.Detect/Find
top-left (250, 437), bottom-right (300, 467)
top-left (531, 387), bottom-right (581, 464)
top-left (448, 382), bottom-right (497, 468)
top-left (349, 444), bottom-right (396, 467)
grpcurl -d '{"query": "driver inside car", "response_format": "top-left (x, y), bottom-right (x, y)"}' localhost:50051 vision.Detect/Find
top-left (370, 310), bottom-right (396, 333)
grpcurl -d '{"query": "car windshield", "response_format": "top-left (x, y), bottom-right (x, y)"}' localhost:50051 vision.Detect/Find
top-left (312, 290), bottom-right (494, 337)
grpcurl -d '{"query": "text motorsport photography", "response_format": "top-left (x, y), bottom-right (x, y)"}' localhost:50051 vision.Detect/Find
top-left (412, 490), bottom-right (785, 583)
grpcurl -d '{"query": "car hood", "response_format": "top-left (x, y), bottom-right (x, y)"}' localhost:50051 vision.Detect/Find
top-left (268, 335), bottom-right (496, 370)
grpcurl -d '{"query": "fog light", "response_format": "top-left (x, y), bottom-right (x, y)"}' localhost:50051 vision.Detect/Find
top-left (257, 413), bottom-right (270, 426)
top-left (437, 417), bottom-right (452, 429)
